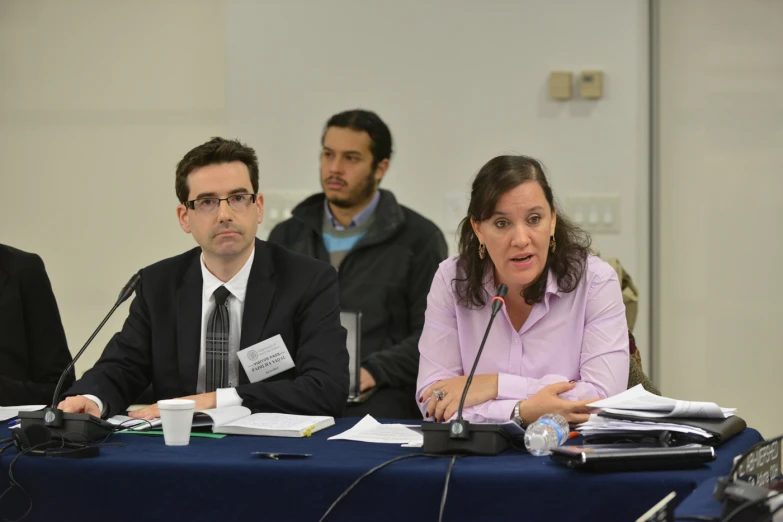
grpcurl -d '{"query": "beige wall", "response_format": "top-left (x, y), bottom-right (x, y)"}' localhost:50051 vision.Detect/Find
top-left (1, 0), bottom-right (653, 380)
top-left (0, 0), bottom-right (227, 374)
top-left (657, 0), bottom-right (783, 438)
top-left (226, 0), bottom-right (652, 366)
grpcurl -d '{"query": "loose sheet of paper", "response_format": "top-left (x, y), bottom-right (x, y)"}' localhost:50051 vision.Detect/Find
top-left (0, 405), bottom-right (46, 422)
top-left (328, 415), bottom-right (423, 446)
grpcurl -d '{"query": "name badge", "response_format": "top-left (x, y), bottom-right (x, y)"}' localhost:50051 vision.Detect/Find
top-left (237, 335), bottom-right (295, 383)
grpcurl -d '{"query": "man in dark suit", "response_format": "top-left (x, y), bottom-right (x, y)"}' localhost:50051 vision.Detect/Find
top-left (0, 244), bottom-right (74, 406)
top-left (60, 138), bottom-right (348, 419)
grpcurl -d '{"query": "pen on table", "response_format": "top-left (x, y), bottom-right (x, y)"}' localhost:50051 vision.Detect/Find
top-left (252, 452), bottom-right (312, 460)
top-left (7, 419), bottom-right (21, 428)
top-left (568, 431), bottom-right (580, 440)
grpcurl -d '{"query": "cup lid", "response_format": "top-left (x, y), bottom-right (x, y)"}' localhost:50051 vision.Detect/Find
top-left (157, 399), bottom-right (196, 410)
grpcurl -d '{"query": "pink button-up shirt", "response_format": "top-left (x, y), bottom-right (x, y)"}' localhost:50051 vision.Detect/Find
top-left (416, 254), bottom-right (629, 423)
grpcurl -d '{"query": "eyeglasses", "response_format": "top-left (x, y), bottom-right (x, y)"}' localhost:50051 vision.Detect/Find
top-left (185, 194), bottom-right (257, 213)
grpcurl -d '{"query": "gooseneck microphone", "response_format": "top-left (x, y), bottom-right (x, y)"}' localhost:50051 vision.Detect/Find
top-left (455, 284), bottom-right (508, 424)
top-left (19, 272), bottom-right (141, 444)
top-left (422, 284), bottom-right (512, 456)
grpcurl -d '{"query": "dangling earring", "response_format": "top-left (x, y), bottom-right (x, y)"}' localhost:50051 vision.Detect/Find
top-left (478, 243), bottom-right (487, 260)
top-left (549, 236), bottom-right (556, 253)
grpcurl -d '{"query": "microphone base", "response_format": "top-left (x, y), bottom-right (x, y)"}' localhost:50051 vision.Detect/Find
top-left (18, 410), bottom-right (115, 443)
top-left (422, 422), bottom-right (511, 456)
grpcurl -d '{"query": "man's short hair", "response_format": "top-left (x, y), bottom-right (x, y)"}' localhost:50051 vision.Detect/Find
top-left (322, 110), bottom-right (393, 169)
top-left (175, 137), bottom-right (259, 203)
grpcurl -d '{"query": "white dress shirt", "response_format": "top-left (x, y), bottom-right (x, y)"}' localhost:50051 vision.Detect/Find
top-left (86, 247), bottom-right (255, 415)
top-left (196, 248), bottom-right (255, 407)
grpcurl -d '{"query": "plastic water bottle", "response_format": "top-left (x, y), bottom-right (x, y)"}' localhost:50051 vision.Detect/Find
top-left (524, 413), bottom-right (569, 456)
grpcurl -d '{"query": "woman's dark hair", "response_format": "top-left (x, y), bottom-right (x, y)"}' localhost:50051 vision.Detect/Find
top-left (455, 155), bottom-right (591, 308)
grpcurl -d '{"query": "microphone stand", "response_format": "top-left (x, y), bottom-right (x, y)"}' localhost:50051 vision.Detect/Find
top-left (18, 274), bottom-right (141, 444)
top-left (421, 284), bottom-right (513, 456)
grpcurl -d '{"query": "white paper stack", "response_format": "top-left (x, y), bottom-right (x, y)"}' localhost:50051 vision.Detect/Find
top-left (588, 385), bottom-right (736, 419)
top-left (576, 414), bottom-right (713, 439)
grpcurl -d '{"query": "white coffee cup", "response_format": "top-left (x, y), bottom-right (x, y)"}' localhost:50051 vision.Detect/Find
top-left (157, 399), bottom-right (195, 446)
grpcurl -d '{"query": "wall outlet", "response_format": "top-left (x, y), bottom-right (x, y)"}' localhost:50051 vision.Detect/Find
top-left (565, 193), bottom-right (620, 234)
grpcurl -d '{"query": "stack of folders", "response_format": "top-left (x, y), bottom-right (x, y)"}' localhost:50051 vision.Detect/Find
top-left (578, 385), bottom-right (746, 446)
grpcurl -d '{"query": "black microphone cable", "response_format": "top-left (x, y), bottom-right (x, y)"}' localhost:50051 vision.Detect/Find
top-left (0, 430), bottom-right (126, 522)
top-left (318, 452), bottom-right (462, 522)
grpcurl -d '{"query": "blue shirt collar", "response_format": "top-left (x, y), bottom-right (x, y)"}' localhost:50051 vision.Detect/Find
top-left (324, 190), bottom-right (381, 230)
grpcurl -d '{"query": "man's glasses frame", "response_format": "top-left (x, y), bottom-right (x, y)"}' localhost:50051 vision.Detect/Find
top-left (184, 193), bottom-right (258, 213)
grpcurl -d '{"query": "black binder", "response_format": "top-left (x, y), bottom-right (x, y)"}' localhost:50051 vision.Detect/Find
top-left (550, 443), bottom-right (716, 472)
top-left (594, 412), bottom-right (747, 446)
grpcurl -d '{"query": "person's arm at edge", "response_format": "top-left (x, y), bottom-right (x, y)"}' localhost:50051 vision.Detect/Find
top-left (362, 231), bottom-right (448, 389)
top-left (0, 253), bottom-right (73, 405)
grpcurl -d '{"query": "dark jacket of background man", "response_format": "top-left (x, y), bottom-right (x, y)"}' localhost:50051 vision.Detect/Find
top-left (269, 189), bottom-right (447, 412)
top-left (0, 244), bottom-right (74, 406)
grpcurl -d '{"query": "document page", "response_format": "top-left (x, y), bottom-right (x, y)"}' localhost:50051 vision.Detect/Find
top-left (0, 405), bottom-right (45, 422)
top-left (328, 415), bottom-right (423, 445)
top-left (589, 385), bottom-right (735, 419)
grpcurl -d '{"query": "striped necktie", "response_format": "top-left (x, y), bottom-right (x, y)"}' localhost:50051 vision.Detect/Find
top-left (205, 285), bottom-right (231, 392)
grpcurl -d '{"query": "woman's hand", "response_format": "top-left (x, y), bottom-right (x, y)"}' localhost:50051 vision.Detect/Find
top-left (421, 374), bottom-right (499, 422)
top-left (517, 382), bottom-right (597, 426)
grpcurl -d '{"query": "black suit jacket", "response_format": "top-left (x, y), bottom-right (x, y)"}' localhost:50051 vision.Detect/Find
top-left (0, 244), bottom-right (74, 406)
top-left (66, 239), bottom-right (349, 417)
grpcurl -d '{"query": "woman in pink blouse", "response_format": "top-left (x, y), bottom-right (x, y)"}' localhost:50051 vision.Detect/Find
top-left (417, 155), bottom-right (629, 425)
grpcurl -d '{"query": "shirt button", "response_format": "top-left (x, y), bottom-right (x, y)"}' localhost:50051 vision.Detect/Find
top-left (514, 338), bottom-right (520, 343)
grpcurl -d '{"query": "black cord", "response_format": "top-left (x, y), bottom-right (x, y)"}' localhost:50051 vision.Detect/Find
top-left (0, 439), bottom-right (60, 522)
top-left (0, 444), bottom-right (15, 458)
top-left (319, 453), bottom-right (450, 522)
top-left (438, 455), bottom-right (459, 522)
top-left (721, 491), bottom-right (781, 522)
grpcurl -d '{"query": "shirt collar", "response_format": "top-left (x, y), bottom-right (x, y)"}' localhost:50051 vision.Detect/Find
top-left (324, 190), bottom-right (381, 230)
top-left (200, 246), bottom-right (255, 304)
top-left (482, 267), bottom-right (561, 302)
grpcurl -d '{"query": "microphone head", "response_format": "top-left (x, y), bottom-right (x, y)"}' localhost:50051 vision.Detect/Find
top-left (126, 273), bottom-right (141, 291)
top-left (496, 284), bottom-right (508, 298)
top-left (116, 272), bottom-right (141, 305)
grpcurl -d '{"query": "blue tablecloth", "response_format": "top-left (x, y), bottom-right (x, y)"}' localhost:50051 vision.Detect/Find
top-left (675, 476), bottom-right (724, 518)
top-left (0, 420), bottom-right (762, 522)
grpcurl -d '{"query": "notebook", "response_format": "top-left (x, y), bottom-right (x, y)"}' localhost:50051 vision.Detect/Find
top-left (342, 311), bottom-right (376, 404)
top-left (111, 406), bottom-right (334, 438)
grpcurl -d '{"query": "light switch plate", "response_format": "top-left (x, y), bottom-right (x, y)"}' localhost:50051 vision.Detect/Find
top-left (549, 71), bottom-right (573, 101)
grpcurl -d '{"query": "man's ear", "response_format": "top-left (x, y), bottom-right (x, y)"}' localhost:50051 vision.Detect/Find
top-left (177, 204), bottom-right (191, 234)
top-left (255, 193), bottom-right (264, 225)
top-left (373, 158), bottom-right (390, 185)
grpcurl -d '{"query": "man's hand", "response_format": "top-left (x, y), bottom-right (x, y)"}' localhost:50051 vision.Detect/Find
top-left (421, 374), bottom-right (499, 422)
top-left (517, 382), bottom-right (597, 426)
top-left (359, 368), bottom-right (376, 392)
top-left (58, 396), bottom-right (101, 417)
top-left (129, 392), bottom-right (217, 420)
